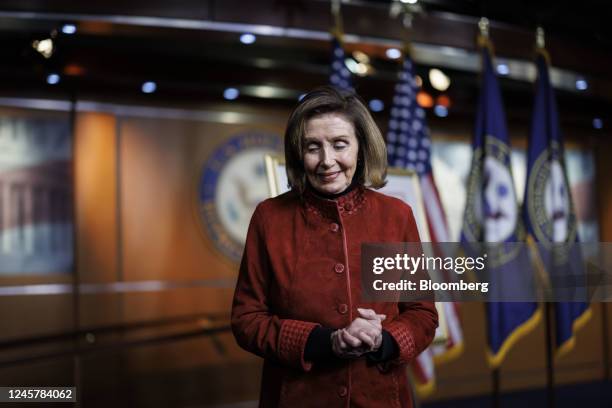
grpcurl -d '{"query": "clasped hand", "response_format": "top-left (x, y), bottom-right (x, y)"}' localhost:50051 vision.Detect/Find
top-left (331, 308), bottom-right (386, 359)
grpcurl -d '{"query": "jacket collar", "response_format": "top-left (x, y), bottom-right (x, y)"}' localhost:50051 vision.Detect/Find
top-left (302, 183), bottom-right (366, 221)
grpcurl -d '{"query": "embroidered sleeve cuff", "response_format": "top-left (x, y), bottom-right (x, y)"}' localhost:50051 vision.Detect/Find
top-left (278, 319), bottom-right (319, 371)
top-left (385, 320), bottom-right (417, 364)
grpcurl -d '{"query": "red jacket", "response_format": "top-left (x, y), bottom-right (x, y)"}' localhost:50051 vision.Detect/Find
top-left (231, 186), bottom-right (438, 407)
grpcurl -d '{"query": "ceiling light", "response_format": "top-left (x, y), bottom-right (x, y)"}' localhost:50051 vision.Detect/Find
top-left (32, 38), bottom-right (54, 58)
top-left (400, 0), bottom-right (418, 4)
top-left (434, 105), bottom-right (448, 117)
top-left (575, 78), bottom-right (588, 91)
top-left (224, 87), bottom-right (239, 100)
top-left (352, 51), bottom-right (370, 64)
top-left (46, 73), bottom-right (60, 85)
top-left (240, 33), bottom-right (256, 44)
top-left (369, 99), bottom-right (384, 112)
top-left (496, 63), bottom-right (509, 75)
top-left (593, 118), bottom-right (603, 129)
top-left (61, 24), bottom-right (77, 35)
top-left (64, 64), bottom-right (85, 76)
top-left (429, 68), bottom-right (451, 91)
top-left (415, 75), bottom-right (422, 88)
top-left (386, 48), bottom-right (402, 60)
top-left (436, 95), bottom-right (451, 108)
top-left (344, 58), bottom-right (359, 73)
top-left (345, 58), bottom-right (372, 77)
top-left (251, 85), bottom-right (277, 98)
top-left (141, 81), bottom-right (157, 93)
top-left (416, 91), bottom-right (434, 108)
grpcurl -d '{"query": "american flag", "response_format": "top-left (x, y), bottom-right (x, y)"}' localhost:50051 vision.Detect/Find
top-left (329, 36), bottom-right (353, 91)
top-left (386, 55), bottom-right (463, 396)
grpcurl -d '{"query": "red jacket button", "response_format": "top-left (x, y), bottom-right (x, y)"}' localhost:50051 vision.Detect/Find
top-left (334, 263), bottom-right (345, 274)
top-left (338, 304), bottom-right (348, 314)
top-left (330, 223), bottom-right (339, 232)
top-left (344, 203), bottom-right (353, 211)
top-left (338, 386), bottom-right (348, 397)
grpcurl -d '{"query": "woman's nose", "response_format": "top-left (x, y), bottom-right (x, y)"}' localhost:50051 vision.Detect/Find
top-left (320, 147), bottom-right (335, 167)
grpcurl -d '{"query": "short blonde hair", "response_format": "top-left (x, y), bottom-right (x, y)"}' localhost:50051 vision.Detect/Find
top-left (284, 86), bottom-right (387, 193)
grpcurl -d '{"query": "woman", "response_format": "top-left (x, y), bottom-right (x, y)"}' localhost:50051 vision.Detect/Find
top-left (231, 86), bottom-right (438, 407)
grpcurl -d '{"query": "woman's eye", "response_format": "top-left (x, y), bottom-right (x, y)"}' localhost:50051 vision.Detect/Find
top-left (334, 142), bottom-right (347, 149)
top-left (306, 145), bottom-right (319, 152)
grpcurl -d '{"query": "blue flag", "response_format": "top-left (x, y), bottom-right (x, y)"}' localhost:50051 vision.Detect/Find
top-left (461, 45), bottom-right (540, 367)
top-left (329, 36), bottom-right (353, 91)
top-left (523, 52), bottom-right (590, 356)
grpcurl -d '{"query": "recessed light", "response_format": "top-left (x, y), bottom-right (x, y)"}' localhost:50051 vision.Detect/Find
top-left (141, 81), bottom-right (157, 93)
top-left (224, 87), bottom-right (239, 100)
top-left (240, 33), bottom-right (256, 45)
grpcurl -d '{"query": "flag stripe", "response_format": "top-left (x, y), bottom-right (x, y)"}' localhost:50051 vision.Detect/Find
top-left (386, 54), bottom-right (463, 396)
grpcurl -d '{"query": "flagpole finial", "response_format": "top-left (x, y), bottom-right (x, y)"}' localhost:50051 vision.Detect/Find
top-left (477, 17), bottom-right (493, 52)
top-left (536, 26), bottom-right (545, 49)
top-left (478, 17), bottom-right (490, 38)
top-left (331, 0), bottom-right (341, 16)
top-left (534, 26), bottom-right (551, 64)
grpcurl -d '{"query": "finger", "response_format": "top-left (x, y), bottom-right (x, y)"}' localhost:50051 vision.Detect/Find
top-left (355, 330), bottom-right (376, 348)
top-left (341, 329), bottom-right (363, 348)
top-left (347, 318), bottom-right (372, 333)
top-left (358, 318), bottom-right (381, 330)
top-left (376, 314), bottom-right (386, 322)
top-left (337, 334), bottom-right (348, 350)
top-left (366, 319), bottom-right (382, 329)
top-left (357, 308), bottom-right (377, 319)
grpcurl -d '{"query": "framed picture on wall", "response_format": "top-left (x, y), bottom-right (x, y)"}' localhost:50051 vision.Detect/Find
top-left (264, 154), bottom-right (289, 198)
top-left (380, 168), bottom-right (447, 346)
top-left (264, 155), bottom-right (447, 345)
top-left (0, 110), bottom-right (74, 275)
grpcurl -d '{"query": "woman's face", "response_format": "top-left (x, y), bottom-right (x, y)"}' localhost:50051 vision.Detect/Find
top-left (303, 113), bottom-right (359, 195)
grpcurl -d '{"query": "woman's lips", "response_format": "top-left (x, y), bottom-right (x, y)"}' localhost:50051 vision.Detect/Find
top-left (318, 171), bottom-right (340, 182)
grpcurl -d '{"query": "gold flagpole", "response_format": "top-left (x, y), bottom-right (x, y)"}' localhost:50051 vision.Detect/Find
top-left (330, 0), bottom-right (343, 42)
